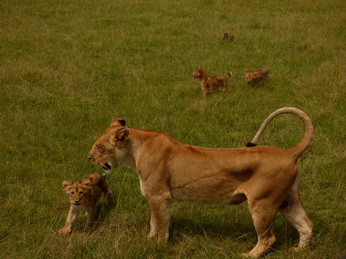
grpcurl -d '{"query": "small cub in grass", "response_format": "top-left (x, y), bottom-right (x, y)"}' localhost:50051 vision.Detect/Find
top-left (58, 172), bottom-right (114, 235)
top-left (192, 66), bottom-right (232, 97)
top-left (245, 69), bottom-right (269, 85)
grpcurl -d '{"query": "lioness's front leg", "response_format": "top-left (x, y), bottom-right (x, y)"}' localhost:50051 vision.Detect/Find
top-left (147, 213), bottom-right (157, 240)
top-left (58, 205), bottom-right (79, 235)
top-left (147, 195), bottom-right (170, 242)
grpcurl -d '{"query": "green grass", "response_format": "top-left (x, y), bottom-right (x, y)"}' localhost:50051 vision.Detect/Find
top-left (1, 0), bottom-right (345, 258)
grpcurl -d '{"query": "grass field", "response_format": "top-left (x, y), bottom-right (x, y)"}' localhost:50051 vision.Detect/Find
top-left (1, 0), bottom-right (345, 258)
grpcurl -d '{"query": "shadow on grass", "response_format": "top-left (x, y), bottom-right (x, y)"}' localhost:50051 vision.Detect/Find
top-left (92, 201), bottom-right (116, 229)
top-left (169, 213), bottom-right (301, 250)
top-left (170, 215), bottom-right (255, 242)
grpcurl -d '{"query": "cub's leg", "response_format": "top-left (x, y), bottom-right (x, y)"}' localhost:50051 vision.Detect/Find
top-left (100, 181), bottom-right (115, 207)
top-left (280, 180), bottom-right (313, 250)
top-left (242, 199), bottom-right (279, 258)
top-left (85, 203), bottom-right (97, 230)
top-left (58, 205), bottom-right (79, 235)
top-left (147, 195), bottom-right (170, 242)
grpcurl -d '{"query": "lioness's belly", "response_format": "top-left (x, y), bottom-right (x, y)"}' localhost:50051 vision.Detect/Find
top-left (170, 186), bottom-right (246, 205)
top-left (169, 167), bottom-right (247, 204)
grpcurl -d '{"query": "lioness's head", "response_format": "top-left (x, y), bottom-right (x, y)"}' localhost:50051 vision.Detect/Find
top-left (88, 121), bottom-right (129, 173)
top-left (62, 179), bottom-right (92, 206)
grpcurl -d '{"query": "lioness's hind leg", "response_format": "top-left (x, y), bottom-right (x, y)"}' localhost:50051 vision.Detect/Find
top-left (242, 200), bottom-right (278, 258)
top-left (280, 195), bottom-right (313, 250)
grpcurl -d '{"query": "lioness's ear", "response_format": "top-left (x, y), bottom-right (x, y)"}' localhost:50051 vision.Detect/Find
top-left (110, 118), bottom-right (126, 127)
top-left (81, 179), bottom-right (91, 186)
top-left (111, 127), bottom-right (129, 146)
top-left (62, 181), bottom-right (72, 188)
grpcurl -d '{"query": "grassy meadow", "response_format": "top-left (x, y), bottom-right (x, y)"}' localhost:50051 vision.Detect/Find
top-left (1, 0), bottom-right (345, 258)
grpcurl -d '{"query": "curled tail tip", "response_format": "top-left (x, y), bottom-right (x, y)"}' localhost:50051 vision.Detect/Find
top-left (246, 142), bottom-right (257, 147)
top-left (229, 71), bottom-right (233, 77)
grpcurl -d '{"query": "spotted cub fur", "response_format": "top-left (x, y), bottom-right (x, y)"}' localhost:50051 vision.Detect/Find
top-left (245, 69), bottom-right (269, 85)
top-left (192, 66), bottom-right (232, 97)
top-left (58, 172), bottom-right (114, 235)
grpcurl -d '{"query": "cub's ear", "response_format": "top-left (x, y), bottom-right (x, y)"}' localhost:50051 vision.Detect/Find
top-left (62, 181), bottom-right (72, 188)
top-left (110, 127), bottom-right (129, 146)
top-left (81, 179), bottom-right (91, 186)
top-left (110, 118), bottom-right (126, 127)
top-left (87, 176), bottom-right (95, 184)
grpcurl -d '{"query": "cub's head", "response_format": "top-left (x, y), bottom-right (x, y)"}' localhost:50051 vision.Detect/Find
top-left (192, 66), bottom-right (204, 79)
top-left (245, 69), bottom-right (268, 84)
top-left (62, 179), bottom-right (92, 206)
top-left (88, 120), bottom-right (129, 173)
top-left (244, 71), bottom-right (254, 83)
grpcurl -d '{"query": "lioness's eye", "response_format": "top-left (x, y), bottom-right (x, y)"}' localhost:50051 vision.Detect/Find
top-left (96, 144), bottom-right (106, 153)
top-left (79, 192), bottom-right (83, 195)
top-left (71, 192), bottom-right (74, 194)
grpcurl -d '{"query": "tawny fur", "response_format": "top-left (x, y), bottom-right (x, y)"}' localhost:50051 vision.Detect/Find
top-left (245, 69), bottom-right (269, 85)
top-left (58, 172), bottom-right (115, 235)
top-left (192, 66), bottom-right (232, 97)
top-left (88, 107), bottom-right (313, 258)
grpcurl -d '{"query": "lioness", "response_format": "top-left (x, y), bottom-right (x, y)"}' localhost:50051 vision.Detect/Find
top-left (58, 172), bottom-right (115, 235)
top-left (88, 108), bottom-right (313, 258)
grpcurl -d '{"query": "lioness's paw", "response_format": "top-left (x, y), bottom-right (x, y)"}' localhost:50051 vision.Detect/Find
top-left (147, 233), bottom-right (156, 241)
top-left (290, 246), bottom-right (305, 252)
top-left (58, 228), bottom-right (70, 235)
top-left (240, 253), bottom-right (258, 258)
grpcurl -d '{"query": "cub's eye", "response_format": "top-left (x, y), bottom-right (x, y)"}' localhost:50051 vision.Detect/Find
top-left (71, 192), bottom-right (74, 195)
top-left (79, 192), bottom-right (83, 195)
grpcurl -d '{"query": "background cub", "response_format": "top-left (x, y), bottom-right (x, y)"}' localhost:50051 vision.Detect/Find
top-left (245, 69), bottom-right (269, 85)
top-left (58, 172), bottom-right (115, 235)
top-left (192, 66), bottom-right (232, 97)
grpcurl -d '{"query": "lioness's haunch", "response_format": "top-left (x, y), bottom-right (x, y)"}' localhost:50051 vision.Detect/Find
top-left (88, 107), bottom-right (313, 258)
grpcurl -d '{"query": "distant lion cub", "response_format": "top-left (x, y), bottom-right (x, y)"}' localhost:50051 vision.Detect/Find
top-left (58, 172), bottom-right (115, 235)
top-left (192, 66), bottom-right (232, 97)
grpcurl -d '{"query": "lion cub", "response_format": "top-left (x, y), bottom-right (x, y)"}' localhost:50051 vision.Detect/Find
top-left (245, 69), bottom-right (269, 85)
top-left (192, 66), bottom-right (232, 97)
top-left (58, 172), bottom-right (115, 235)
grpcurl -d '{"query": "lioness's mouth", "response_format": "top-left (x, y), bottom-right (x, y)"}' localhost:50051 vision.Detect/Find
top-left (101, 163), bottom-right (111, 171)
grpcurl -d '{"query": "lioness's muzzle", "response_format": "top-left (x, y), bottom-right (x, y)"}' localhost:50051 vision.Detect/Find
top-left (102, 163), bottom-right (111, 171)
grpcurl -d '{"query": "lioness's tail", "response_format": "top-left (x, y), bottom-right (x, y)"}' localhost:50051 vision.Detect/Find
top-left (246, 107), bottom-right (313, 158)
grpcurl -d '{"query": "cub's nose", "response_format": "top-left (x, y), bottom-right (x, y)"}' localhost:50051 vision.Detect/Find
top-left (88, 156), bottom-right (92, 160)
